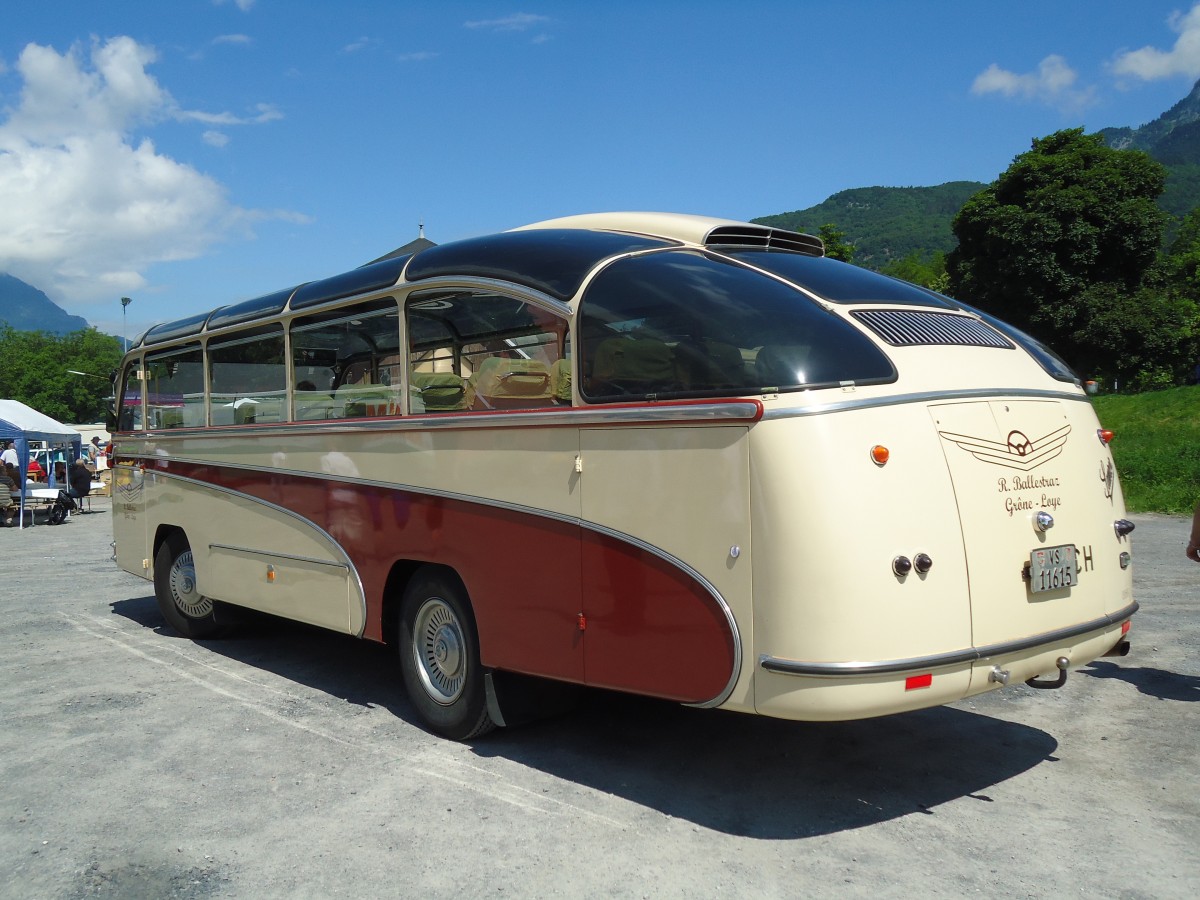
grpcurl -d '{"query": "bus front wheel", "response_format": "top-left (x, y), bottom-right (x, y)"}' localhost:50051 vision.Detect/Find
top-left (398, 570), bottom-right (496, 740)
top-left (154, 533), bottom-right (221, 639)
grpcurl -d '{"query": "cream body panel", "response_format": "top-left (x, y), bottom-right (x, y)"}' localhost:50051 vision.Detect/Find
top-left (928, 397), bottom-right (1134, 645)
top-left (750, 405), bottom-right (971, 719)
top-left (111, 463), bottom-right (149, 580)
top-left (579, 426), bottom-right (754, 711)
top-left (144, 472), bottom-right (362, 634)
top-left (756, 668), bottom-right (975, 721)
top-left (135, 426), bottom-right (581, 520)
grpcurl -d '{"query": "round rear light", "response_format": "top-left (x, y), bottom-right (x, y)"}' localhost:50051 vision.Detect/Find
top-left (871, 445), bottom-right (890, 466)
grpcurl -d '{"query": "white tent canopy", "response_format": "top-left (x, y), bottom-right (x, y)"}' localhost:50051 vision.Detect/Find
top-left (1, 399), bottom-right (83, 528)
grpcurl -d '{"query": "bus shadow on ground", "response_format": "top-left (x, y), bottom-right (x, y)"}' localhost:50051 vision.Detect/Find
top-left (474, 691), bottom-right (1058, 839)
top-left (112, 594), bottom-right (1058, 839)
top-left (111, 595), bottom-right (411, 715)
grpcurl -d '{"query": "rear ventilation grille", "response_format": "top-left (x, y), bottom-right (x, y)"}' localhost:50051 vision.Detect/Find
top-left (705, 225), bottom-right (824, 257)
top-left (852, 309), bottom-right (1014, 348)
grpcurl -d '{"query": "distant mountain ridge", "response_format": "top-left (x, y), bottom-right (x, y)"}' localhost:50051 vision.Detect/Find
top-left (755, 79), bottom-right (1200, 266)
top-left (0, 273), bottom-right (90, 334)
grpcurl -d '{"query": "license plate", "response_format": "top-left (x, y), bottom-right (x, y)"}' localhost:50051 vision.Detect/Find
top-left (1029, 544), bottom-right (1077, 593)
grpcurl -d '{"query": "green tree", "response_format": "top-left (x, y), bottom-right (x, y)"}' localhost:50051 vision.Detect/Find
top-left (947, 128), bottom-right (1181, 383)
top-left (818, 223), bottom-right (854, 263)
top-left (881, 249), bottom-right (949, 292)
top-left (0, 327), bottom-right (123, 422)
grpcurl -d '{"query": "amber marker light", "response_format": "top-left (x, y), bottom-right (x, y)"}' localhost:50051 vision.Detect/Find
top-left (870, 445), bottom-right (890, 466)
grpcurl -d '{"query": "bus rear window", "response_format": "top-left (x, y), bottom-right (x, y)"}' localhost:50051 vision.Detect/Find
top-left (728, 250), bottom-right (957, 307)
top-left (579, 251), bottom-right (895, 402)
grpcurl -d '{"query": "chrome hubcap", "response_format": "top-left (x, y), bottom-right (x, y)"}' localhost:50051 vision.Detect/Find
top-left (412, 597), bottom-right (466, 705)
top-left (170, 550), bottom-right (213, 619)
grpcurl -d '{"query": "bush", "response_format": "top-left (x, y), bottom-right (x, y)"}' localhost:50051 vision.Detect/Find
top-left (1092, 386), bottom-right (1200, 514)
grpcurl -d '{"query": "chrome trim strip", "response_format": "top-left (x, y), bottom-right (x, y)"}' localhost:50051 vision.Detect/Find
top-left (760, 387), bottom-right (1088, 421)
top-left (147, 470), bottom-right (368, 637)
top-left (208, 543), bottom-right (350, 572)
top-left (131, 400), bottom-right (762, 440)
top-left (136, 457), bottom-right (742, 706)
top-left (759, 601), bottom-right (1140, 677)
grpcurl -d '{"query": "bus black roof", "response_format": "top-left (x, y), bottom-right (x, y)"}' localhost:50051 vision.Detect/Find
top-left (404, 229), bottom-right (675, 301)
top-left (134, 227), bottom-right (675, 348)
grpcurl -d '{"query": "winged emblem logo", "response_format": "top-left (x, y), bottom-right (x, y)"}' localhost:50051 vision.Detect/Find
top-left (939, 424), bottom-right (1071, 471)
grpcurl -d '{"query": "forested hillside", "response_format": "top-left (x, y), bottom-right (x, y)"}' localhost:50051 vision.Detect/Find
top-left (752, 182), bottom-right (982, 267)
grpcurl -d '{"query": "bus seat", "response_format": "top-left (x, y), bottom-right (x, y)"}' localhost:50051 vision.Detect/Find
top-left (755, 344), bottom-right (814, 388)
top-left (410, 371), bottom-right (468, 412)
top-left (674, 339), bottom-right (744, 388)
top-left (469, 358), bottom-right (553, 410)
top-left (333, 384), bottom-right (397, 418)
top-left (551, 358), bottom-right (572, 404)
top-left (234, 398), bottom-right (283, 424)
top-left (590, 337), bottom-right (675, 394)
top-left (295, 402), bottom-right (334, 420)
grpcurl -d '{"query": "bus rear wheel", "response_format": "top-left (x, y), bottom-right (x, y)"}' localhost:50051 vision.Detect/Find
top-left (154, 532), bottom-right (221, 639)
top-left (398, 569), bottom-right (496, 740)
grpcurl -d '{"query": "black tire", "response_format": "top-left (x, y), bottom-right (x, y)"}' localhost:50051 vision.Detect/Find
top-left (48, 501), bottom-right (67, 526)
top-left (153, 532), bottom-right (222, 638)
top-left (398, 568), bottom-right (496, 740)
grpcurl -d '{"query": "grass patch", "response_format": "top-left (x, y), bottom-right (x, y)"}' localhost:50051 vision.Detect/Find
top-left (1091, 385), bottom-right (1200, 514)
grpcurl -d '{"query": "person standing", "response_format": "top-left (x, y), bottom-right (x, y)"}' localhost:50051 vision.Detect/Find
top-left (1187, 502), bottom-right (1200, 563)
top-left (1, 464), bottom-right (16, 525)
top-left (1, 441), bottom-right (17, 468)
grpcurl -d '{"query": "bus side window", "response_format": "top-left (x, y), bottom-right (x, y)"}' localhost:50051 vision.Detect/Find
top-left (145, 345), bottom-right (205, 428)
top-left (208, 327), bottom-right (286, 426)
top-left (407, 290), bottom-right (567, 413)
top-left (116, 361), bottom-right (144, 431)
top-left (291, 298), bottom-right (401, 420)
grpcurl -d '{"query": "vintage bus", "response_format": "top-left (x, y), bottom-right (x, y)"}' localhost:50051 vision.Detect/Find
top-left (110, 212), bottom-right (1136, 739)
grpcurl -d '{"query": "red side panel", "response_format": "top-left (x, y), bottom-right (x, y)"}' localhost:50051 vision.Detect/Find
top-left (148, 460), bottom-right (735, 703)
top-left (580, 530), bottom-right (736, 703)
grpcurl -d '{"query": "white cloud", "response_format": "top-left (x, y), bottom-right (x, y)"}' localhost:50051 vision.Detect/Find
top-left (464, 13), bottom-right (550, 32)
top-left (178, 103), bottom-right (282, 126)
top-left (0, 37), bottom-right (294, 309)
top-left (1113, 4), bottom-right (1200, 80)
top-left (213, 0), bottom-right (256, 12)
top-left (213, 34), bottom-right (253, 46)
top-left (971, 55), bottom-right (1095, 112)
top-left (203, 130), bottom-right (230, 147)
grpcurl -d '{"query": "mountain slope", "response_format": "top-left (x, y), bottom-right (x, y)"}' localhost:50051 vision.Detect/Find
top-left (752, 181), bottom-right (984, 266)
top-left (0, 273), bottom-right (91, 334)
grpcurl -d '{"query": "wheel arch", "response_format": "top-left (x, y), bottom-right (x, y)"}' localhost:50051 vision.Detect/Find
top-left (381, 560), bottom-right (471, 647)
top-left (152, 524), bottom-right (186, 571)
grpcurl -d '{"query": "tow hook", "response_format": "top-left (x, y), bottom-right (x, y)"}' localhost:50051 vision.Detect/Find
top-left (1025, 656), bottom-right (1070, 689)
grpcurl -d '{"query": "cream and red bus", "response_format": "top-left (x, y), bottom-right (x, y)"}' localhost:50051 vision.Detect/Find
top-left (110, 212), bottom-right (1136, 739)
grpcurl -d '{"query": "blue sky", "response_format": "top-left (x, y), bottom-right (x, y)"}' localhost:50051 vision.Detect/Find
top-left (3, 1), bottom-right (1200, 340)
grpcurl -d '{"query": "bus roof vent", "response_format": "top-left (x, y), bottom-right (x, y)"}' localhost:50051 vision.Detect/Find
top-left (705, 225), bottom-right (824, 257)
top-left (852, 309), bottom-right (1015, 348)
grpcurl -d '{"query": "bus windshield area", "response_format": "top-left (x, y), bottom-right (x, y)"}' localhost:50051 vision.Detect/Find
top-left (578, 250), bottom-right (896, 401)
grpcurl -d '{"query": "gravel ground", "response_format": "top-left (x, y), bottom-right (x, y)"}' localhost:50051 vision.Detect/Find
top-left (1, 499), bottom-right (1196, 899)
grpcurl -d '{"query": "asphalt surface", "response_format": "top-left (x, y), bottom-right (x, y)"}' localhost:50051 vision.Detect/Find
top-left (1, 498), bottom-right (1196, 898)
